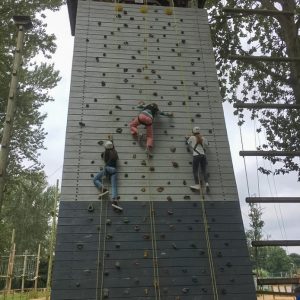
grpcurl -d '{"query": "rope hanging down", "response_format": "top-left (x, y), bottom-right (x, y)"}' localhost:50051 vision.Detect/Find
top-left (169, 2), bottom-right (219, 298)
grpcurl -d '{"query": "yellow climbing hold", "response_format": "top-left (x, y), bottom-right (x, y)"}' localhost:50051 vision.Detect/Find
top-left (165, 7), bottom-right (173, 15)
top-left (140, 5), bottom-right (148, 13)
top-left (115, 4), bottom-right (123, 12)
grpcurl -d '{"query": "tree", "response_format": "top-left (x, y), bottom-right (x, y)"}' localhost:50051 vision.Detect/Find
top-left (0, 0), bottom-right (63, 209)
top-left (0, 171), bottom-right (58, 255)
top-left (245, 203), bottom-right (264, 267)
top-left (206, 0), bottom-right (300, 180)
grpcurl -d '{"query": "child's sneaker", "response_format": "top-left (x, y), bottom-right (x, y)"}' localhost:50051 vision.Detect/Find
top-left (98, 188), bottom-right (108, 199)
top-left (190, 184), bottom-right (200, 190)
top-left (112, 200), bottom-right (123, 211)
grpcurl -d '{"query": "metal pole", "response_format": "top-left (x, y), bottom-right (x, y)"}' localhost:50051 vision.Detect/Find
top-left (46, 179), bottom-right (59, 293)
top-left (21, 250), bottom-right (28, 293)
top-left (0, 16), bottom-right (32, 215)
top-left (34, 244), bottom-right (41, 291)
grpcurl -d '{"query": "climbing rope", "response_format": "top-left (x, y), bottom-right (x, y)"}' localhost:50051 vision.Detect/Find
top-left (140, 2), bottom-right (161, 298)
top-left (95, 180), bottom-right (109, 300)
top-left (169, 2), bottom-right (219, 298)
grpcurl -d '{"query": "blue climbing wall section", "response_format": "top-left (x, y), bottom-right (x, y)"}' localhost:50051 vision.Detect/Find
top-left (52, 1), bottom-right (256, 299)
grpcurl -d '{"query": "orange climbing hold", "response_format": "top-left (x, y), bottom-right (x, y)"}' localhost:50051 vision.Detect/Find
top-left (115, 4), bottom-right (123, 12)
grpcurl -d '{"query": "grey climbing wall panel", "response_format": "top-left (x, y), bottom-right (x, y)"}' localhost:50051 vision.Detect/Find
top-left (52, 1), bottom-right (256, 299)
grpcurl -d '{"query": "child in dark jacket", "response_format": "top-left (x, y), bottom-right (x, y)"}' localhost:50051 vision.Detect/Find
top-left (93, 140), bottom-right (120, 208)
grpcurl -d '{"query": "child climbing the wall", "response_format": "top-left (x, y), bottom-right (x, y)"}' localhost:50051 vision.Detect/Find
top-left (186, 126), bottom-right (210, 193)
top-left (93, 139), bottom-right (122, 211)
top-left (130, 101), bottom-right (173, 157)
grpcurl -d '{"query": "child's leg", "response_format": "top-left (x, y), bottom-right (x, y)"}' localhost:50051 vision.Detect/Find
top-left (192, 156), bottom-right (201, 184)
top-left (200, 156), bottom-right (209, 183)
top-left (105, 166), bottom-right (117, 200)
top-left (146, 124), bottom-right (154, 148)
top-left (93, 170), bottom-right (105, 190)
top-left (130, 116), bottom-right (140, 135)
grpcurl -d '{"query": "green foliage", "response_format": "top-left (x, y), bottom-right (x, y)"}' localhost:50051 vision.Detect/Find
top-left (0, 171), bottom-right (58, 255)
top-left (0, 0), bottom-right (63, 179)
top-left (206, 0), bottom-right (300, 180)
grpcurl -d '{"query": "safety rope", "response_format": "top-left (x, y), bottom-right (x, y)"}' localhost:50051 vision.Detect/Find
top-left (95, 178), bottom-right (109, 300)
top-left (140, 2), bottom-right (161, 298)
top-left (168, 2), bottom-right (219, 298)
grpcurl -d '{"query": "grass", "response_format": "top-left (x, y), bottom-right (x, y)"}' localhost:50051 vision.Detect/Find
top-left (0, 290), bottom-right (49, 300)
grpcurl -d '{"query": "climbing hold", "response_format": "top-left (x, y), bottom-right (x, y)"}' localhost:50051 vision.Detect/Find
top-left (171, 66), bottom-right (175, 70)
top-left (153, 92), bottom-right (158, 96)
top-left (173, 86), bottom-right (177, 90)
top-left (165, 7), bottom-right (173, 15)
top-left (96, 57), bottom-right (99, 62)
top-left (115, 3), bottom-right (123, 11)
top-left (171, 49), bottom-right (175, 52)
top-left (78, 121), bottom-right (85, 127)
top-left (182, 101), bottom-right (186, 105)
top-left (124, 174), bottom-right (128, 178)
top-left (86, 104), bottom-right (89, 108)
top-left (98, 21), bottom-right (101, 26)
top-left (130, 17), bottom-right (134, 21)
top-left (167, 196), bottom-right (172, 202)
top-left (115, 243), bottom-right (121, 248)
top-left (160, 234), bottom-right (166, 239)
top-left (115, 105), bottom-right (122, 110)
top-left (106, 234), bottom-right (113, 240)
top-left (103, 53), bottom-right (106, 57)
top-left (143, 234), bottom-right (150, 240)
top-left (98, 140), bottom-right (104, 145)
top-left (123, 10), bottom-right (128, 14)
top-left (76, 243), bottom-right (83, 250)
top-left (167, 181), bottom-right (171, 185)
top-left (183, 180), bottom-right (186, 185)
top-left (123, 78), bottom-right (128, 83)
top-left (134, 225), bottom-right (140, 231)
top-left (134, 277), bottom-right (140, 284)
top-left (90, 174), bottom-right (94, 178)
top-left (144, 76), bottom-right (149, 80)
top-left (144, 288), bottom-right (149, 295)
top-left (116, 128), bottom-right (122, 133)
top-left (91, 160), bottom-right (94, 164)
top-left (106, 219), bottom-right (112, 225)
top-left (86, 38), bottom-right (89, 42)
top-left (167, 210), bottom-right (174, 215)
top-left (123, 23), bottom-right (128, 28)
top-left (149, 166), bottom-right (155, 172)
top-left (168, 101), bottom-right (172, 106)
top-left (209, 129), bottom-right (213, 134)
top-left (123, 217), bottom-right (129, 224)
top-left (141, 187), bottom-right (146, 192)
top-left (157, 186), bottom-right (164, 192)
top-left (172, 161), bottom-right (179, 168)
top-left (195, 113), bottom-right (201, 118)
top-left (143, 250), bottom-right (148, 258)
top-left (141, 160), bottom-right (147, 166)
top-left (172, 243), bottom-right (178, 250)
top-left (217, 251), bottom-right (222, 257)
top-left (192, 276), bottom-right (198, 283)
top-left (181, 39), bottom-right (186, 44)
top-left (109, 110), bottom-right (112, 115)
top-left (139, 5), bottom-right (148, 13)
top-left (226, 262), bottom-right (232, 268)
top-left (101, 81), bottom-right (106, 87)
top-left (184, 195), bottom-right (191, 200)
top-left (182, 288), bottom-right (189, 294)
top-left (115, 261), bottom-right (121, 269)
top-left (190, 243), bottom-right (197, 249)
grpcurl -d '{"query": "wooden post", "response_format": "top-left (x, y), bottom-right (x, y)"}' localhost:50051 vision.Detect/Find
top-left (0, 16), bottom-right (32, 215)
top-left (34, 244), bottom-right (41, 290)
top-left (5, 229), bottom-right (15, 294)
top-left (46, 179), bottom-right (59, 293)
top-left (21, 250), bottom-right (28, 292)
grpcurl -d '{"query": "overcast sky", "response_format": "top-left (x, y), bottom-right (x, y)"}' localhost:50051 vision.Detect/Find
top-left (41, 5), bottom-right (300, 254)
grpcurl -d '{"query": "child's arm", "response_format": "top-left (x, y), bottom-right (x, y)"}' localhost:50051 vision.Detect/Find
top-left (137, 101), bottom-right (146, 109)
top-left (159, 110), bottom-right (173, 117)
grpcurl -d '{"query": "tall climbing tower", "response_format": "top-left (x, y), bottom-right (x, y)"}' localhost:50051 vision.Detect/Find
top-left (52, 0), bottom-right (256, 299)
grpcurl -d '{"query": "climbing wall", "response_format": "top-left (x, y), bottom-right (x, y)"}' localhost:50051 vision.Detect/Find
top-left (52, 1), bottom-right (256, 299)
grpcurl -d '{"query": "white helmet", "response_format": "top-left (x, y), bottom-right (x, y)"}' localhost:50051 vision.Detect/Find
top-left (192, 126), bottom-right (201, 134)
top-left (104, 140), bottom-right (114, 149)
